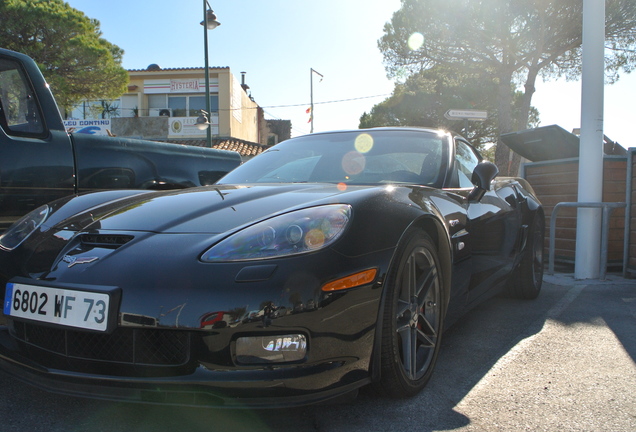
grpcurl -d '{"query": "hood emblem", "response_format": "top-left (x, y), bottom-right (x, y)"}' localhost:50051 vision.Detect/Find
top-left (62, 255), bottom-right (99, 268)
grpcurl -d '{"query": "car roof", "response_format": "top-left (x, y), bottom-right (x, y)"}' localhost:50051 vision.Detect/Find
top-left (304, 126), bottom-right (464, 140)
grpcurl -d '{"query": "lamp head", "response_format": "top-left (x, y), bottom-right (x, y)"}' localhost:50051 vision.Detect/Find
top-left (196, 110), bottom-right (210, 130)
top-left (201, 9), bottom-right (221, 29)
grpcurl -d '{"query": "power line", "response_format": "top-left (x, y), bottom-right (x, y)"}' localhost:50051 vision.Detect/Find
top-left (263, 109), bottom-right (310, 136)
top-left (259, 93), bottom-right (390, 110)
top-left (217, 93), bottom-right (390, 112)
top-left (263, 93), bottom-right (391, 135)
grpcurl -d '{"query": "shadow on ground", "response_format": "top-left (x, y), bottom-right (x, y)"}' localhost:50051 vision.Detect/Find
top-left (4, 279), bottom-right (629, 432)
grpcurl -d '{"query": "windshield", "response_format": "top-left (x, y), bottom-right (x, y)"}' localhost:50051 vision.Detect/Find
top-left (218, 129), bottom-right (447, 187)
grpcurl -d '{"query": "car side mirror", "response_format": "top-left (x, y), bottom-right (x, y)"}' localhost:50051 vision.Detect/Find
top-left (468, 161), bottom-right (499, 202)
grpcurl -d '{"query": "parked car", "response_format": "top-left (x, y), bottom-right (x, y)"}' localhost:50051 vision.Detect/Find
top-left (0, 127), bottom-right (544, 408)
top-left (0, 47), bottom-right (241, 232)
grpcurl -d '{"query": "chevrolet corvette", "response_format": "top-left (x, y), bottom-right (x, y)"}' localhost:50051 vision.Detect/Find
top-left (0, 127), bottom-right (543, 408)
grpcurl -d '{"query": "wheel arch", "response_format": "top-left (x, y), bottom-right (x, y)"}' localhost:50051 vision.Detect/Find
top-left (410, 216), bottom-right (453, 307)
top-left (369, 214), bottom-right (453, 383)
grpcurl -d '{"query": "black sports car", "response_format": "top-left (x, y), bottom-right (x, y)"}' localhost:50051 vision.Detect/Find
top-left (0, 127), bottom-right (543, 408)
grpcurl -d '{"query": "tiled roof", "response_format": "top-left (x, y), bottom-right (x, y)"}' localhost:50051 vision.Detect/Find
top-left (128, 66), bottom-right (229, 72)
top-left (163, 138), bottom-right (270, 158)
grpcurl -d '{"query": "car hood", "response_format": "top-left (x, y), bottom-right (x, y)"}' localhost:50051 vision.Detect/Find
top-left (52, 184), bottom-right (377, 234)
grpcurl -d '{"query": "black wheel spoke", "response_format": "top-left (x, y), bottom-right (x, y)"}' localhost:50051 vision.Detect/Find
top-left (398, 326), bottom-right (413, 377)
top-left (394, 245), bottom-right (441, 380)
top-left (415, 265), bottom-right (436, 299)
top-left (381, 231), bottom-right (444, 396)
top-left (407, 254), bottom-right (417, 299)
top-left (396, 300), bottom-right (409, 319)
top-left (396, 322), bottom-right (411, 334)
top-left (409, 327), bottom-right (418, 379)
top-left (417, 312), bottom-right (437, 342)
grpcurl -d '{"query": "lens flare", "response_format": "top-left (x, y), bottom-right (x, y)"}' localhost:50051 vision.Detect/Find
top-left (337, 182), bottom-right (347, 191)
top-left (408, 32), bottom-right (424, 51)
top-left (354, 133), bottom-right (374, 153)
top-left (342, 151), bottom-right (365, 176)
top-left (305, 229), bottom-right (325, 249)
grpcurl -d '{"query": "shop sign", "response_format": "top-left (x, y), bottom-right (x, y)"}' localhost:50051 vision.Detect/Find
top-left (168, 115), bottom-right (219, 137)
top-left (144, 79), bottom-right (218, 94)
top-left (63, 119), bottom-right (111, 136)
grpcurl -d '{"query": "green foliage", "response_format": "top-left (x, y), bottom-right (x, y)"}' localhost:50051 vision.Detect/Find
top-left (377, 0), bottom-right (636, 174)
top-left (87, 100), bottom-right (120, 119)
top-left (380, 0), bottom-right (636, 85)
top-left (0, 0), bottom-right (128, 113)
top-left (359, 66), bottom-right (539, 150)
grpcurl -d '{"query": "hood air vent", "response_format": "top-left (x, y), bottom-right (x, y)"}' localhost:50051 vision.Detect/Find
top-left (80, 234), bottom-right (134, 248)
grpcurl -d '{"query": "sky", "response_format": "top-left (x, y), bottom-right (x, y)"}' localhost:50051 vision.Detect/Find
top-left (64, 0), bottom-right (635, 148)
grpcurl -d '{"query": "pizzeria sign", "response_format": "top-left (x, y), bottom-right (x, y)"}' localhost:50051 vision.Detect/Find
top-left (144, 78), bottom-right (218, 94)
top-left (170, 79), bottom-right (200, 92)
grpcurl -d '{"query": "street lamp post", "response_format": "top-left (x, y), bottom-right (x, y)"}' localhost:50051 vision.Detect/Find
top-left (200, 1), bottom-right (220, 147)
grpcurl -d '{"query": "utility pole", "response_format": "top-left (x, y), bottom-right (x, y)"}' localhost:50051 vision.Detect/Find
top-left (310, 68), bottom-right (323, 133)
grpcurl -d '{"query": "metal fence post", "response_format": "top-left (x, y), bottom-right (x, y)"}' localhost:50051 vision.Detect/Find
top-left (549, 202), bottom-right (626, 280)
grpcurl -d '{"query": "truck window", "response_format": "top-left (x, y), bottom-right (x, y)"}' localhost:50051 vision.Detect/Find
top-left (0, 57), bottom-right (45, 136)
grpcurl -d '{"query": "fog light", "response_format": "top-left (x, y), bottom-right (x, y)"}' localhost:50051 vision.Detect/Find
top-left (235, 334), bottom-right (307, 364)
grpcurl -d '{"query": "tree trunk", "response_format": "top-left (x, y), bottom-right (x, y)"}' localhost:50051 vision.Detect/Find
top-left (518, 66), bottom-right (539, 130)
top-left (494, 69), bottom-right (515, 176)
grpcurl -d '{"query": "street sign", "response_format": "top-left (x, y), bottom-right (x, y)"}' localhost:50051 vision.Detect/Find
top-left (444, 109), bottom-right (488, 121)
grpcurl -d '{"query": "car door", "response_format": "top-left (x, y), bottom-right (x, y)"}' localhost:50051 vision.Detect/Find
top-left (445, 139), bottom-right (523, 302)
top-left (0, 53), bottom-right (75, 231)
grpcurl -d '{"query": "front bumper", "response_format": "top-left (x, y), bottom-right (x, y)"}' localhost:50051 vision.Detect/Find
top-left (0, 230), bottom-right (396, 408)
top-left (0, 322), bottom-right (372, 408)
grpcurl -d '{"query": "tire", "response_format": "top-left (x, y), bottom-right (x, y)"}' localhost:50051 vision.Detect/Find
top-left (375, 230), bottom-right (445, 397)
top-left (509, 214), bottom-right (545, 299)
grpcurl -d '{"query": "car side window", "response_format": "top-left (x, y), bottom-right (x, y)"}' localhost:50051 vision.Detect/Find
top-left (0, 57), bottom-right (45, 136)
top-left (455, 140), bottom-right (481, 188)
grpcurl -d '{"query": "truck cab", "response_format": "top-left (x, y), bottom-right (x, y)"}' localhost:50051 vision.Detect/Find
top-left (0, 48), bottom-right (242, 231)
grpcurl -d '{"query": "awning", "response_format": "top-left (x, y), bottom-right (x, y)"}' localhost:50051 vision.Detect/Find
top-left (500, 125), bottom-right (625, 162)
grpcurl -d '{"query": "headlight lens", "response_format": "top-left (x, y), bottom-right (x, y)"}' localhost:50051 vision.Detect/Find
top-left (0, 205), bottom-right (49, 251)
top-left (201, 204), bottom-right (351, 262)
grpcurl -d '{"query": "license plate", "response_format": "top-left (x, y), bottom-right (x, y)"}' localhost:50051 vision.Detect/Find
top-left (4, 283), bottom-right (110, 332)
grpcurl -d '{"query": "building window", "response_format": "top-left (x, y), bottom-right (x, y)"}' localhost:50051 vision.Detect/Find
top-left (148, 94), bottom-right (166, 109)
top-left (168, 96), bottom-right (187, 117)
top-left (190, 95), bottom-right (219, 115)
top-left (189, 96), bottom-right (206, 117)
top-left (148, 94), bottom-right (219, 117)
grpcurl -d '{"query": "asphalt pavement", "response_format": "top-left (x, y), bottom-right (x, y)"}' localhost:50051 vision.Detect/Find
top-left (301, 273), bottom-right (636, 432)
top-left (434, 273), bottom-right (636, 432)
top-left (0, 274), bottom-right (634, 431)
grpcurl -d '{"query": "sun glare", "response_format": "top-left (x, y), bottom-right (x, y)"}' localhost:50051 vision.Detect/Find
top-left (342, 151), bottom-right (366, 176)
top-left (354, 133), bottom-right (374, 153)
top-left (408, 32), bottom-right (424, 50)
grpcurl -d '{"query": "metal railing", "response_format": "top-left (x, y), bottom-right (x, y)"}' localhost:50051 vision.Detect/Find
top-left (549, 201), bottom-right (626, 280)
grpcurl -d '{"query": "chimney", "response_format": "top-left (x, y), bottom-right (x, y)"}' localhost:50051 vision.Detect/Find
top-left (241, 71), bottom-right (250, 92)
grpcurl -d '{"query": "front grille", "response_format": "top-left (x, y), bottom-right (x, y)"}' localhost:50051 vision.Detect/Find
top-left (11, 321), bottom-right (190, 366)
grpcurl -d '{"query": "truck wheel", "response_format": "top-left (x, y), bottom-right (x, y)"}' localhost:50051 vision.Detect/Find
top-left (376, 230), bottom-right (444, 397)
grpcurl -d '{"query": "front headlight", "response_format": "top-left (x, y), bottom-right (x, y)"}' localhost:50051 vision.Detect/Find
top-left (201, 204), bottom-right (351, 262)
top-left (0, 205), bottom-right (49, 251)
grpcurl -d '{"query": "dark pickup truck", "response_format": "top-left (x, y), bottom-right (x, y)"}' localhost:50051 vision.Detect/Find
top-left (0, 48), bottom-right (242, 231)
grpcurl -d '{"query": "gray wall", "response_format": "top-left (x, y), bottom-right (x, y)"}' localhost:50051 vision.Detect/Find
top-left (112, 117), bottom-right (169, 140)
